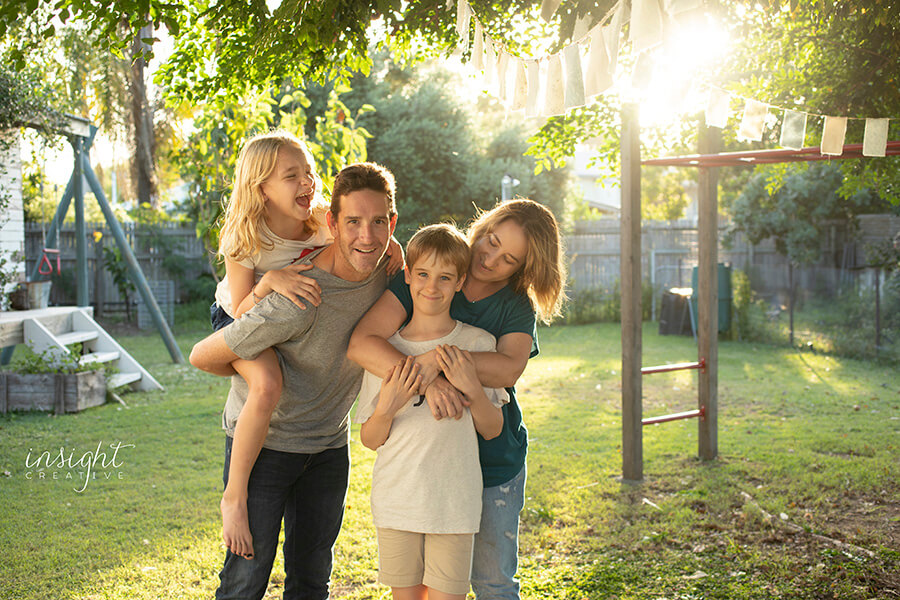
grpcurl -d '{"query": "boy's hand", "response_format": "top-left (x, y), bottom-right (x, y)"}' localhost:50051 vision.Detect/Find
top-left (385, 236), bottom-right (405, 276)
top-left (377, 356), bottom-right (421, 417)
top-left (261, 264), bottom-right (322, 310)
top-left (435, 345), bottom-right (481, 400)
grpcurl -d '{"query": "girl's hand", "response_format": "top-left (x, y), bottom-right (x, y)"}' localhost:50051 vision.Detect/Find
top-left (378, 356), bottom-right (421, 417)
top-left (385, 236), bottom-right (405, 276)
top-left (435, 345), bottom-right (481, 399)
top-left (259, 264), bottom-right (322, 310)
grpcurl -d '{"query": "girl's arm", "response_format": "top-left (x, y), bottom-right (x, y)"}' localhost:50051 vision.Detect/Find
top-left (227, 258), bottom-right (322, 318)
top-left (467, 331), bottom-right (533, 389)
top-left (436, 345), bottom-right (503, 439)
top-left (359, 358), bottom-right (421, 450)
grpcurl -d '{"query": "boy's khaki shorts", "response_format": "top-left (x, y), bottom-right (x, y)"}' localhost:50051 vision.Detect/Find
top-left (376, 527), bottom-right (475, 595)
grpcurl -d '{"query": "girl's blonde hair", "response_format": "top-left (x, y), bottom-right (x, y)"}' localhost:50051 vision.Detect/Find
top-left (218, 130), bottom-right (324, 263)
top-left (467, 199), bottom-right (567, 324)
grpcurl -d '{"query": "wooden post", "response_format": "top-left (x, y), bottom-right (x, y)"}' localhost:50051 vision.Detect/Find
top-left (54, 374), bottom-right (66, 415)
top-left (697, 121), bottom-right (719, 461)
top-left (621, 103), bottom-right (643, 481)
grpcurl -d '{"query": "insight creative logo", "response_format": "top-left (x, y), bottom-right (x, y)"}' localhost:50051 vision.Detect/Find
top-left (24, 441), bottom-right (135, 493)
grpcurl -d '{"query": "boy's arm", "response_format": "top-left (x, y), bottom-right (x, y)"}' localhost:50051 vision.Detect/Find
top-left (436, 345), bottom-right (503, 439)
top-left (359, 358), bottom-right (421, 450)
top-left (468, 331), bottom-right (533, 389)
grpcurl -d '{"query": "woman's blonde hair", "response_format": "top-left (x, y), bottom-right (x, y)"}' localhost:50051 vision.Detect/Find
top-left (218, 130), bottom-right (324, 263)
top-left (467, 199), bottom-right (567, 324)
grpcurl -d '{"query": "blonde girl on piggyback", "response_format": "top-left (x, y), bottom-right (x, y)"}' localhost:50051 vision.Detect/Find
top-left (210, 130), bottom-right (402, 561)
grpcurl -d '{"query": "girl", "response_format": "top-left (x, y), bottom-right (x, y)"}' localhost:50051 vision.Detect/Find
top-left (348, 199), bottom-right (566, 600)
top-left (211, 130), bottom-right (402, 561)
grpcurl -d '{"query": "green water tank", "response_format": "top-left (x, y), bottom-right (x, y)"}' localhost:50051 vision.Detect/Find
top-left (690, 263), bottom-right (732, 333)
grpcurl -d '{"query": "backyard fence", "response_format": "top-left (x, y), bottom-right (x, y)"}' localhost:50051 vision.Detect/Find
top-left (24, 222), bottom-right (215, 326)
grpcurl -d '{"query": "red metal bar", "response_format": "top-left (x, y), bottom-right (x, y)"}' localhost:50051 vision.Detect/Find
top-left (642, 141), bottom-right (900, 168)
top-left (642, 405), bottom-right (706, 426)
top-left (641, 357), bottom-right (706, 375)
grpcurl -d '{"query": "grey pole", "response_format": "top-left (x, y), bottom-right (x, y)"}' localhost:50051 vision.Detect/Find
top-left (72, 135), bottom-right (89, 307)
top-left (81, 151), bottom-right (185, 364)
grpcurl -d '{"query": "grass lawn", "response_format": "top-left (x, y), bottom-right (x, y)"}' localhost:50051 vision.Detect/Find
top-left (0, 315), bottom-right (898, 599)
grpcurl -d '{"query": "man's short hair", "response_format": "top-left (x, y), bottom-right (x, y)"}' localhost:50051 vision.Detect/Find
top-left (406, 223), bottom-right (471, 279)
top-left (330, 162), bottom-right (396, 218)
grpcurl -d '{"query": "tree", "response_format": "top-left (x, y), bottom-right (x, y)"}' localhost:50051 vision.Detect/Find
top-left (726, 163), bottom-right (890, 266)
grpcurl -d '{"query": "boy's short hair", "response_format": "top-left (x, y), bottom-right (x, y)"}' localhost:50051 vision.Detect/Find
top-left (406, 224), bottom-right (471, 279)
top-left (331, 162), bottom-right (397, 218)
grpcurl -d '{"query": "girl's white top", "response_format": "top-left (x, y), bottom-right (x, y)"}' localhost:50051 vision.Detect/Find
top-left (354, 321), bottom-right (509, 534)
top-left (214, 207), bottom-right (332, 317)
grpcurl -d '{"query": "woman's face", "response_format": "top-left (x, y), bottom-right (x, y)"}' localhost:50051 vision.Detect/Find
top-left (469, 219), bottom-right (528, 285)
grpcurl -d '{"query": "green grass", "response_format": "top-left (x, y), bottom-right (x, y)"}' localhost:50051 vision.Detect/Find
top-left (1, 317), bottom-right (898, 599)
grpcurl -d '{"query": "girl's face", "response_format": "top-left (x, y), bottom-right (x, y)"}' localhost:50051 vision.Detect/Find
top-left (469, 219), bottom-right (528, 285)
top-left (260, 146), bottom-right (316, 225)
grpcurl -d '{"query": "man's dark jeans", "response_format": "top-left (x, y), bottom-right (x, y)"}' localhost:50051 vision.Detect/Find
top-left (215, 436), bottom-right (350, 600)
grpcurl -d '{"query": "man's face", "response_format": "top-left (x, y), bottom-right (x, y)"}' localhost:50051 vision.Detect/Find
top-left (327, 189), bottom-right (397, 281)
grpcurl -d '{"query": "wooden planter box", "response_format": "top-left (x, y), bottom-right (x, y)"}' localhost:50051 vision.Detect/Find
top-left (0, 371), bottom-right (107, 414)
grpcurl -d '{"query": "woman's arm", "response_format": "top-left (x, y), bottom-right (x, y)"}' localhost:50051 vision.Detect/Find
top-left (347, 291), bottom-right (410, 378)
top-left (467, 331), bottom-right (533, 389)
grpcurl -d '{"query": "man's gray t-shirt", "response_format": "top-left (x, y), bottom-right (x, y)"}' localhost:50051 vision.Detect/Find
top-left (221, 248), bottom-right (388, 453)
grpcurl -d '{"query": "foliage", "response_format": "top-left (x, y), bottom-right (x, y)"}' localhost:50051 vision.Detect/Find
top-left (10, 344), bottom-right (103, 374)
top-left (0, 62), bottom-right (65, 133)
top-left (103, 245), bottom-right (136, 323)
top-left (719, 1), bottom-right (900, 204)
top-left (725, 163), bottom-right (889, 265)
top-left (561, 278), bottom-right (654, 325)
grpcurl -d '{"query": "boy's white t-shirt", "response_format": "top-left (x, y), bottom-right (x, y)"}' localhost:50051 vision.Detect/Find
top-left (354, 321), bottom-right (509, 534)
top-left (214, 206), bottom-right (332, 317)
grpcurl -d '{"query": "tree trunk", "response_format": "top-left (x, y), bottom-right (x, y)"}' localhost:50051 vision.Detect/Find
top-left (129, 24), bottom-right (157, 208)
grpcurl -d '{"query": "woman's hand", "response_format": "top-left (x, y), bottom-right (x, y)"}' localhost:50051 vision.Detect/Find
top-left (377, 357), bottom-right (421, 418)
top-left (435, 345), bottom-right (481, 399)
top-left (413, 349), bottom-right (442, 390)
top-left (258, 263), bottom-right (322, 310)
top-left (385, 236), bottom-right (405, 276)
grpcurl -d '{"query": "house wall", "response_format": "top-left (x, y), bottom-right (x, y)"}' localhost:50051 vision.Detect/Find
top-left (0, 131), bottom-right (25, 284)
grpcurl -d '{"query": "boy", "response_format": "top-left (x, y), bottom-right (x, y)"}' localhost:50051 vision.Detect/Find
top-left (354, 223), bottom-right (508, 600)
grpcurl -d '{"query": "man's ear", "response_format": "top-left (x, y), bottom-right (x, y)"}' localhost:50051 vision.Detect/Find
top-left (455, 272), bottom-right (466, 292)
top-left (326, 209), bottom-right (338, 238)
top-left (404, 265), bottom-right (411, 285)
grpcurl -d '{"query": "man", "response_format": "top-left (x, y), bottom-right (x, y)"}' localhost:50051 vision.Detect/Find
top-left (190, 162), bottom-right (398, 600)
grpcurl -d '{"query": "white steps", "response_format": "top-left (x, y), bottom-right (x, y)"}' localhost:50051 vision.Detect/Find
top-left (22, 308), bottom-right (162, 392)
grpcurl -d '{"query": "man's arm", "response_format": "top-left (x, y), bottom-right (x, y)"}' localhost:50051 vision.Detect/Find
top-left (190, 330), bottom-right (241, 376)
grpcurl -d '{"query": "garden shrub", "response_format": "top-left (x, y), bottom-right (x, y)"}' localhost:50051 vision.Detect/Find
top-left (561, 279), bottom-right (654, 325)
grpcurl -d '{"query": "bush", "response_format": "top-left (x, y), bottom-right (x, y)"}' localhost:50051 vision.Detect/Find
top-left (561, 279), bottom-right (654, 325)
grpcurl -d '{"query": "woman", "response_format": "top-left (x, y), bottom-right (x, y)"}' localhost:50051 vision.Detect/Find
top-left (348, 199), bottom-right (566, 600)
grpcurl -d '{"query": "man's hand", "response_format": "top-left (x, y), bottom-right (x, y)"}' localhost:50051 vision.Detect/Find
top-left (423, 375), bottom-right (469, 421)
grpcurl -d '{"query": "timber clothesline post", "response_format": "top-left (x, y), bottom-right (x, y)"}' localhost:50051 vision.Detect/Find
top-left (620, 103), bottom-right (643, 482)
top-left (697, 119), bottom-right (719, 461)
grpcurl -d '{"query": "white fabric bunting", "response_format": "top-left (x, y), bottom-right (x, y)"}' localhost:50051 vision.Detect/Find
top-left (525, 60), bottom-right (541, 117)
top-left (511, 58), bottom-right (528, 111)
top-left (780, 109), bottom-right (807, 150)
top-left (705, 87), bottom-right (730, 128)
top-left (456, 0), bottom-right (470, 46)
top-left (584, 26), bottom-right (612, 97)
top-left (497, 51), bottom-right (511, 102)
top-left (572, 12), bottom-right (593, 40)
top-left (543, 54), bottom-right (566, 116)
top-left (863, 118), bottom-right (889, 157)
top-left (738, 99), bottom-right (768, 141)
top-left (540, 0), bottom-right (563, 22)
top-left (484, 38), bottom-right (496, 88)
top-left (821, 116), bottom-right (847, 155)
top-left (603, 6), bottom-right (622, 77)
top-left (630, 0), bottom-right (664, 54)
top-left (563, 44), bottom-right (585, 110)
top-left (472, 21), bottom-right (484, 72)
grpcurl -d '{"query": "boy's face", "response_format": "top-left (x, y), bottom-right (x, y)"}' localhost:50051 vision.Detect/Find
top-left (404, 252), bottom-right (466, 317)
